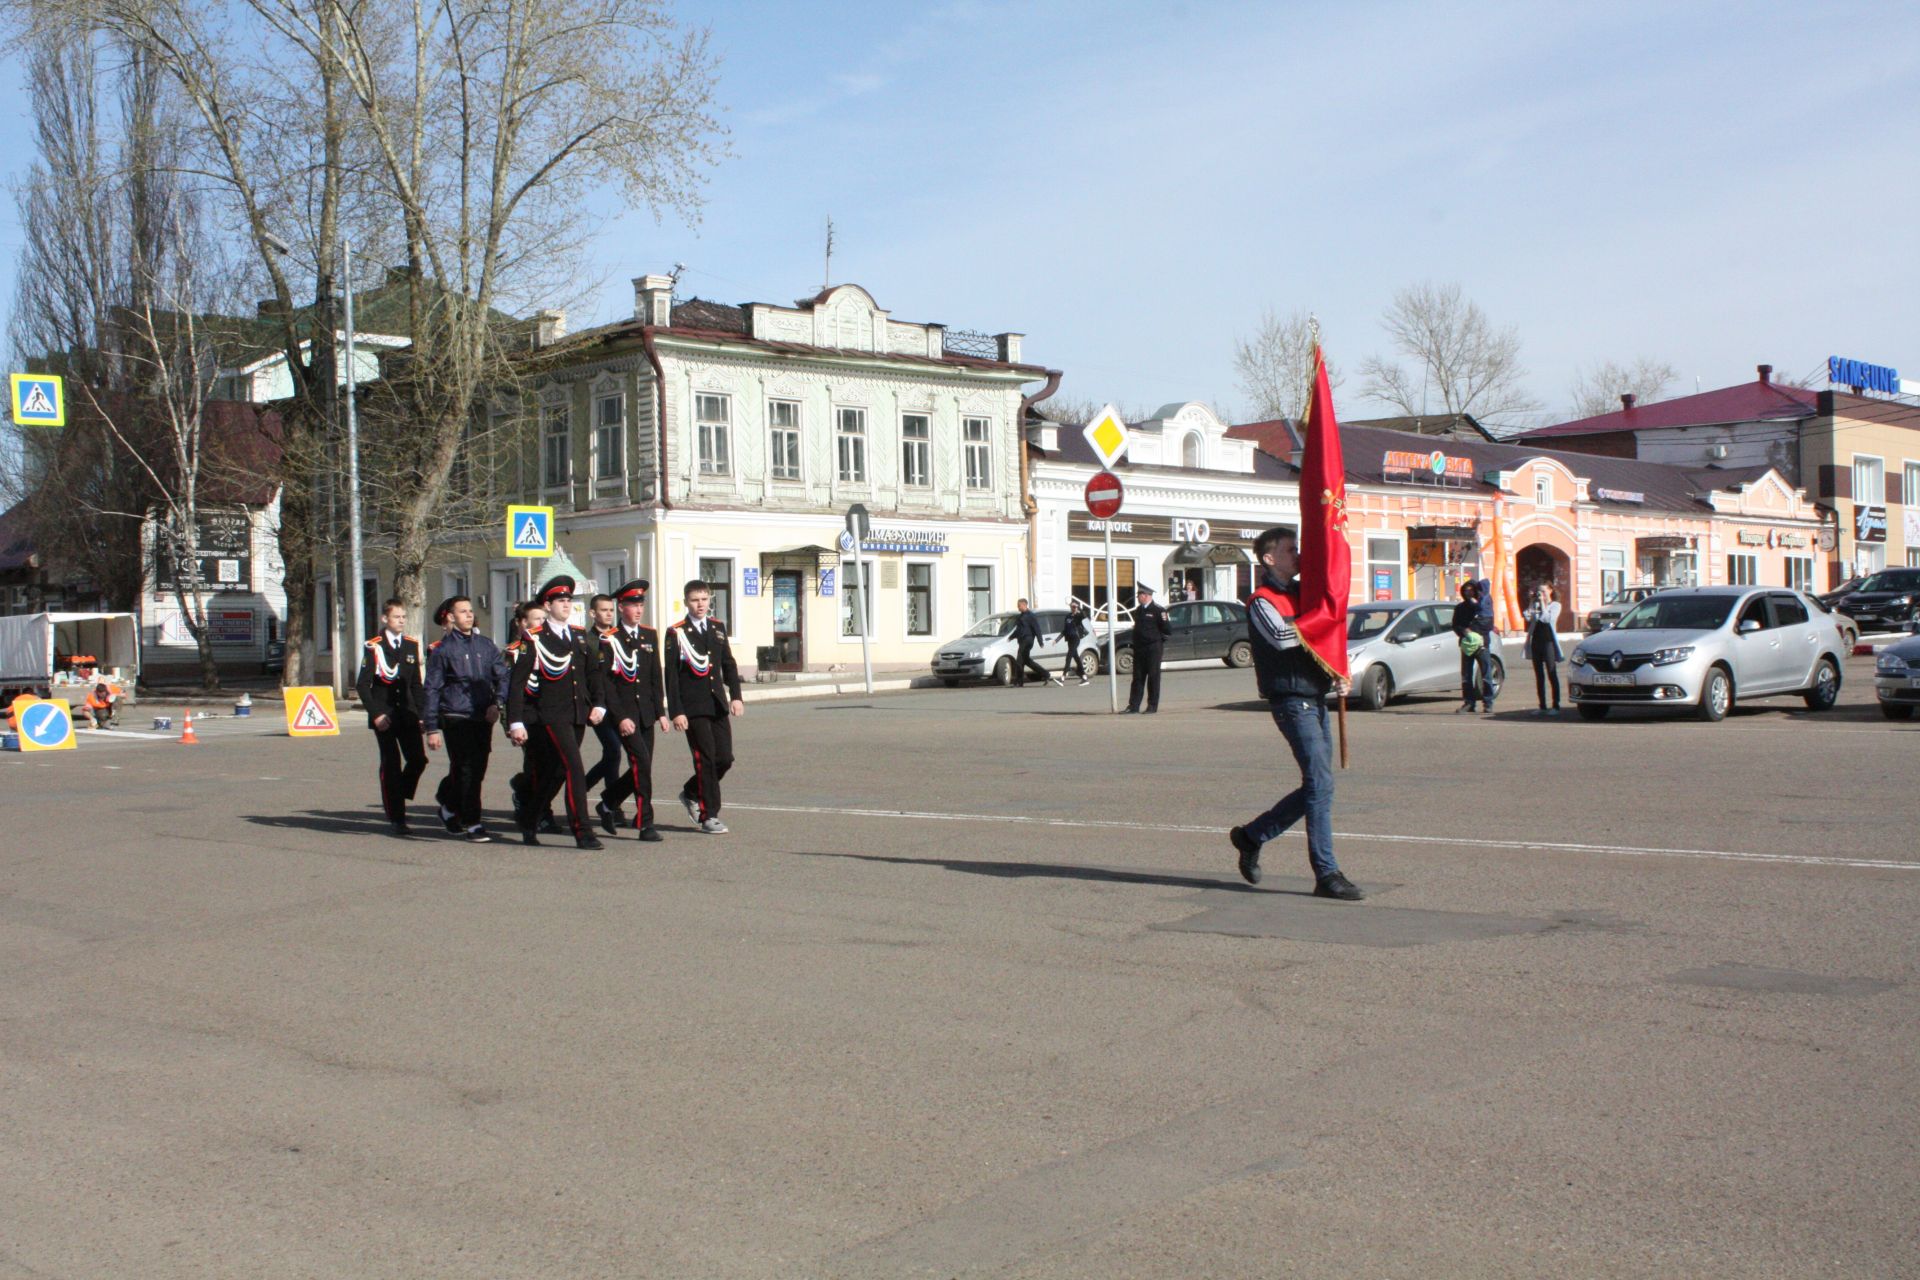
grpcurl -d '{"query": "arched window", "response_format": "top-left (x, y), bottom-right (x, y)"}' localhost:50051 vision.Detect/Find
top-left (1182, 432), bottom-right (1203, 469)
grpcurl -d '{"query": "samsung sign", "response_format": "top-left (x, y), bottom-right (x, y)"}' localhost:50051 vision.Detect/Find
top-left (1828, 355), bottom-right (1900, 394)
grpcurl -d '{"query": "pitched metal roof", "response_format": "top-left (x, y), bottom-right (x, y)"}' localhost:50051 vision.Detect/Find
top-left (1520, 377), bottom-right (1818, 439)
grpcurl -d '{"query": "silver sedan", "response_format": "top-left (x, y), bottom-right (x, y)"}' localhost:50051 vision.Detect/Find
top-left (1344, 599), bottom-right (1506, 710)
top-left (1567, 587), bottom-right (1845, 722)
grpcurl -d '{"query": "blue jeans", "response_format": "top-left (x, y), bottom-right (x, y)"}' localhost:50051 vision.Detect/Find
top-left (1245, 696), bottom-right (1339, 879)
top-left (1460, 647), bottom-right (1495, 708)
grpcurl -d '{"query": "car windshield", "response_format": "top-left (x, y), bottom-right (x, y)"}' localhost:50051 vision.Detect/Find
top-left (1602, 586), bottom-right (1651, 605)
top-left (1347, 608), bottom-right (1402, 640)
top-left (1857, 571), bottom-right (1920, 593)
top-left (962, 613), bottom-right (1018, 639)
top-left (1615, 595), bottom-right (1738, 631)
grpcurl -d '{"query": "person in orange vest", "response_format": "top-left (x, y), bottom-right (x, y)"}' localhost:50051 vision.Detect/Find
top-left (355, 597), bottom-right (428, 835)
top-left (84, 682), bottom-right (119, 729)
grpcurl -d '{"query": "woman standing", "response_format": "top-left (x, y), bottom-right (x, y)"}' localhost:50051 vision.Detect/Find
top-left (1524, 584), bottom-right (1564, 716)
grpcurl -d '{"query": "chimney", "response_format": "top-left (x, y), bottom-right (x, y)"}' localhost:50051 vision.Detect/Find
top-left (1620, 393), bottom-right (1637, 410)
top-left (634, 274), bottom-right (674, 326)
top-left (995, 332), bottom-right (1024, 364)
top-left (1757, 363), bottom-right (1773, 384)
top-left (533, 308), bottom-right (566, 348)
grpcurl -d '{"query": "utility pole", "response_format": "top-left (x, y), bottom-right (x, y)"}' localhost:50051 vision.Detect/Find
top-left (343, 237), bottom-right (365, 645)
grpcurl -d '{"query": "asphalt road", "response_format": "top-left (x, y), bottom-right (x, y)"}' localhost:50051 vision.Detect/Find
top-left (3, 657), bottom-right (1916, 1278)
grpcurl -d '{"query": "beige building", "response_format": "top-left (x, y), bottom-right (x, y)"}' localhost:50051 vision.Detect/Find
top-left (1801, 394), bottom-right (1920, 577)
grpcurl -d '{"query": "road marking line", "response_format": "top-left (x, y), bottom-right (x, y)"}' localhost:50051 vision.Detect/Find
top-left (730, 802), bottom-right (1915, 871)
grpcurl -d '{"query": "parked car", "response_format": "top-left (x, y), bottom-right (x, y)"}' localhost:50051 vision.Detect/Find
top-left (262, 639), bottom-right (287, 675)
top-left (1104, 599), bottom-right (1250, 674)
top-left (1343, 599), bottom-right (1506, 710)
top-left (1567, 587), bottom-right (1845, 722)
top-left (1825, 567), bottom-right (1920, 634)
top-left (1872, 632), bottom-right (1920, 720)
top-left (1816, 576), bottom-right (1865, 608)
top-left (930, 610), bottom-right (1101, 686)
top-left (1807, 593), bottom-right (1859, 651)
top-left (1585, 585), bottom-right (1663, 633)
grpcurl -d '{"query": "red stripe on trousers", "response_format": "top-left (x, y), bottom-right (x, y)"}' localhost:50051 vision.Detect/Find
top-left (545, 724), bottom-right (584, 837)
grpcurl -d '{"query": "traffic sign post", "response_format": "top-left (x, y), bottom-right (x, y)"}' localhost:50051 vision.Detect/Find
top-left (16, 697), bottom-right (77, 751)
top-left (506, 504), bottom-right (556, 603)
top-left (284, 686), bottom-right (341, 737)
top-left (845, 503), bottom-right (873, 694)
top-left (1084, 470), bottom-right (1125, 713)
top-left (9, 373), bottom-right (66, 428)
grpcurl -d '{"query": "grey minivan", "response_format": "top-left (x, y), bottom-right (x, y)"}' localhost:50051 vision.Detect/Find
top-left (931, 610), bottom-right (1102, 686)
top-left (1344, 599), bottom-right (1507, 710)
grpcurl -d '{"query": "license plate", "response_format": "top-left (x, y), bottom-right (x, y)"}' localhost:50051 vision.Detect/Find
top-left (1590, 672), bottom-right (1635, 686)
top-left (1909, 677), bottom-right (1920, 689)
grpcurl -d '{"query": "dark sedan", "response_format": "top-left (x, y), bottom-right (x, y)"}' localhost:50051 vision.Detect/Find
top-left (1105, 600), bottom-right (1250, 674)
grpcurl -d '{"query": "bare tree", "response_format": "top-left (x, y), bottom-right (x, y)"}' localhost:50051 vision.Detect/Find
top-left (1567, 357), bottom-right (1679, 419)
top-left (1233, 308), bottom-right (1341, 422)
top-left (1359, 282), bottom-right (1540, 427)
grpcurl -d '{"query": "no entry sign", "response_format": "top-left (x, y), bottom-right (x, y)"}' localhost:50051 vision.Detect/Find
top-left (1084, 471), bottom-right (1124, 519)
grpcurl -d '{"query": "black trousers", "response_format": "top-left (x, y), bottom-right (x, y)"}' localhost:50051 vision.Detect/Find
top-left (1532, 656), bottom-right (1561, 708)
top-left (374, 713), bottom-right (427, 824)
top-left (529, 721), bottom-right (591, 839)
top-left (681, 714), bottom-right (734, 821)
top-left (602, 724), bottom-right (657, 829)
top-left (434, 718), bottom-right (492, 827)
top-left (1014, 640), bottom-right (1051, 686)
top-left (582, 719), bottom-right (624, 792)
top-left (1060, 641), bottom-right (1086, 678)
top-left (1127, 646), bottom-right (1164, 711)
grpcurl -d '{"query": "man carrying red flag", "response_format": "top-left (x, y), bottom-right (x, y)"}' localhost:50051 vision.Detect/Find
top-left (1229, 345), bottom-right (1364, 901)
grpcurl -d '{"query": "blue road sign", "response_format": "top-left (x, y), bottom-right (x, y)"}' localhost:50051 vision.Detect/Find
top-left (20, 699), bottom-right (75, 751)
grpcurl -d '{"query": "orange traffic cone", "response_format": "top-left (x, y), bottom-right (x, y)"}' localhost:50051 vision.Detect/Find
top-left (179, 712), bottom-right (200, 745)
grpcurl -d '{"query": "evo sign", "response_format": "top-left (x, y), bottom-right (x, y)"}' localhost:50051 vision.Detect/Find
top-left (1829, 355), bottom-right (1900, 395)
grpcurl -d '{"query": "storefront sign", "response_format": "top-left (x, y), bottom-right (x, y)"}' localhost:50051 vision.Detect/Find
top-left (1407, 524), bottom-right (1478, 543)
top-left (1594, 487), bottom-right (1645, 504)
top-left (1737, 529), bottom-right (1767, 546)
top-left (1854, 505), bottom-right (1887, 543)
top-left (154, 511), bottom-right (252, 593)
top-left (839, 527), bottom-right (949, 554)
top-left (1067, 514), bottom-right (1262, 546)
top-left (1828, 355), bottom-right (1900, 395)
top-left (1636, 535), bottom-right (1693, 552)
top-left (1768, 529), bottom-right (1809, 549)
top-left (1383, 449), bottom-right (1475, 485)
top-left (1372, 571), bottom-right (1392, 601)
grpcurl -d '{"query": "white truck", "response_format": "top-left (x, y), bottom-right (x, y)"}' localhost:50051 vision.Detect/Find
top-left (0, 612), bottom-right (142, 702)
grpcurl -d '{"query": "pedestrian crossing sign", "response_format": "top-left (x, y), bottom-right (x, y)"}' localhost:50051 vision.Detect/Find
top-left (283, 686), bottom-right (341, 737)
top-left (505, 504), bottom-right (554, 558)
top-left (9, 373), bottom-right (65, 427)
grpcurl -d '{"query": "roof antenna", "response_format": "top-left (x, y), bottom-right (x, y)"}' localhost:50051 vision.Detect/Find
top-left (670, 262), bottom-right (687, 287)
top-left (823, 217), bottom-right (835, 291)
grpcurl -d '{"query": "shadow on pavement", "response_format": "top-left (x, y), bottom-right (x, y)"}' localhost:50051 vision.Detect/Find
top-left (245, 810), bottom-right (410, 836)
top-left (790, 849), bottom-right (1293, 895)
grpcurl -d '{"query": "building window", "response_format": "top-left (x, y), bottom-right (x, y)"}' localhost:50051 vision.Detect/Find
top-left (1855, 544), bottom-right (1886, 576)
top-left (592, 555), bottom-right (628, 597)
top-left (1908, 548), bottom-right (1920, 568)
top-left (839, 558), bottom-right (876, 636)
top-left (1072, 555), bottom-right (1137, 613)
top-left (769, 400), bottom-right (801, 481)
top-left (697, 556), bottom-right (733, 628)
top-left (696, 393), bottom-right (731, 476)
top-left (594, 391), bottom-right (625, 481)
top-left (1366, 536), bottom-right (1404, 600)
top-left (1784, 556), bottom-right (1814, 592)
top-left (1599, 547), bottom-right (1627, 600)
top-left (836, 407), bottom-right (867, 483)
top-left (905, 562), bottom-right (933, 635)
top-left (1534, 474), bottom-right (1552, 506)
top-left (1904, 461), bottom-right (1920, 507)
top-left (963, 416), bottom-right (992, 490)
top-left (1182, 432), bottom-right (1203, 468)
top-left (1727, 553), bottom-right (1758, 586)
top-left (901, 413), bottom-right (931, 488)
top-left (966, 564), bottom-right (994, 626)
top-left (1852, 454), bottom-right (1883, 508)
top-left (541, 401), bottom-right (570, 490)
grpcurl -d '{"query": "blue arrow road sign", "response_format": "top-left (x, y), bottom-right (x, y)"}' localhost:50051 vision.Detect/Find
top-left (21, 701), bottom-right (71, 746)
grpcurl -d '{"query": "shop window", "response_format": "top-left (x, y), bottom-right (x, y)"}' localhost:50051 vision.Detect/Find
top-left (1856, 545), bottom-right (1886, 576)
top-left (902, 414), bottom-right (931, 488)
top-left (1727, 554), bottom-right (1758, 586)
top-left (839, 558), bottom-right (877, 637)
top-left (1599, 547), bottom-right (1627, 601)
top-left (1672, 552), bottom-right (1698, 586)
top-left (1784, 557), bottom-right (1814, 593)
top-left (1365, 537), bottom-right (1404, 600)
top-left (698, 557), bottom-right (733, 628)
top-left (905, 562), bottom-right (933, 635)
top-left (966, 564), bottom-right (994, 625)
top-left (837, 407), bottom-right (868, 483)
top-left (1071, 555), bottom-right (1137, 613)
top-left (696, 393), bottom-right (731, 476)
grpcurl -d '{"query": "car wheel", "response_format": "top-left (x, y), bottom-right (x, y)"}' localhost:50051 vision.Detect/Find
top-left (1360, 665), bottom-right (1392, 711)
top-left (1881, 702), bottom-right (1914, 720)
top-left (1801, 658), bottom-right (1840, 710)
top-left (1696, 666), bottom-right (1732, 722)
top-left (941, 678), bottom-right (960, 688)
top-left (1079, 649), bottom-right (1099, 680)
top-left (1116, 649), bottom-right (1135, 675)
top-left (1576, 703), bottom-right (1609, 720)
top-left (993, 656), bottom-right (1015, 687)
top-left (1225, 639), bottom-right (1252, 669)
top-left (1488, 655), bottom-right (1505, 695)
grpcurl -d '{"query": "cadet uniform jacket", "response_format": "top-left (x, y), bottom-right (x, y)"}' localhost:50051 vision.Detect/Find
top-left (664, 618), bottom-right (742, 719)
top-left (598, 624), bottom-right (666, 725)
top-left (355, 632), bottom-right (425, 724)
top-left (506, 624), bottom-right (609, 728)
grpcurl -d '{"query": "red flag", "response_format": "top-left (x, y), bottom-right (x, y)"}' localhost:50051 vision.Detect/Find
top-left (1295, 344), bottom-right (1350, 679)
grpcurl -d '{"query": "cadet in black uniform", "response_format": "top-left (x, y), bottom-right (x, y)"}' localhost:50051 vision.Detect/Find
top-left (665, 578), bottom-right (743, 834)
top-left (355, 597), bottom-right (428, 834)
top-left (1124, 583), bottom-right (1172, 714)
top-left (595, 579), bottom-right (670, 842)
top-left (505, 576), bottom-right (610, 848)
top-left (580, 592), bottom-right (626, 798)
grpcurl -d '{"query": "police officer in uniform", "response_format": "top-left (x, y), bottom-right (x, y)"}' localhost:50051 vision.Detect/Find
top-left (595, 579), bottom-right (670, 842)
top-left (1124, 583), bottom-right (1172, 714)
top-left (355, 597), bottom-right (428, 834)
top-left (505, 576), bottom-right (610, 848)
top-left (665, 578), bottom-right (743, 834)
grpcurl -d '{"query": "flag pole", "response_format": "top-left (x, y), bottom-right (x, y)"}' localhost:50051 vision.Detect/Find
top-left (1337, 693), bottom-right (1349, 768)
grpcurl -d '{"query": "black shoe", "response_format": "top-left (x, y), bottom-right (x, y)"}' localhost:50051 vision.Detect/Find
top-left (520, 825), bottom-right (540, 847)
top-left (638, 826), bottom-right (664, 843)
top-left (1314, 872), bottom-right (1365, 901)
top-left (440, 804), bottom-right (460, 834)
top-left (1230, 826), bottom-right (1261, 884)
top-left (1143, 708), bottom-right (1158, 714)
top-left (538, 815), bottom-right (561, 835)
top-left (1123, 706), bottom-right (1140, 714)
top-left (390, 821), bottom-right (412, 838)
top-left (597, 800), bottom-right (618, 836)
top-left (576, 834), bottom-right (604, 851)
top-left (465, 826), bottom-right (492, 844)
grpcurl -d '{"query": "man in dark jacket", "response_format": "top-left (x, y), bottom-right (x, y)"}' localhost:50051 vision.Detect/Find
top-left (595, 579), bottom-right (669, 842)
top-left (1228, 527), bottom-right (1363, 900)
top-left (1124, 583), bottom-right (1172, 713)
top-left (506, 575), bottom-right (610, 849)
top-left (1450, 579), bottom-right (1497, 714)
top-left (423, 595), bottom-right (508, 842)
top-left (1009, 599), bottom-right (1056, 687)
top-left (1059, 600), bottom-right (1091, 685)
top-left (666, 579), bottom-right (744, 833)
top-left (355, 597), bottom-right (428, 835)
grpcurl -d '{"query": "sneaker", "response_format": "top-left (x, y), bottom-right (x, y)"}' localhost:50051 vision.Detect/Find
top-left (1548, 707), bottom-right (1561, 717)
top-left (638, 826), bottom-right (664, 843)
top-left (1048, 675), bottom-right (1064, 685)
top-left (1077, 678), bottom-right (1090, 686)
top-left (1230, 826), bottom-right (1262, 885)
top-left (1313, 872), bottom-right (1365, 901)
top-left (596, 800), bottom-right (619, 836)
top-left (699, 816), bottom-right (728, 834)
top-left (439, 803), bottom-right (459, 833)
top-left (680, 790), bottom-right (700, 822)
top-left (1482, 706), bottom-right (1496, 717)
top-left (1455, 704), bottom-right (1478, 714)
top-left (465, 825), bottom-right (492, 844)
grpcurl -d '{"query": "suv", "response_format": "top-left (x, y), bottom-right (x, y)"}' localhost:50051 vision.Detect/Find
top-left (1585, 585), bottom-right (1662, 633)
top-left (1568, 587), bottom-right (1845, 722)
top-left (1826, 567), bottom-right (1920, 634)
top-left (1105, 599), bottom-right (1251, 674)
top-left (931, 610), bottom-right (1101, 686)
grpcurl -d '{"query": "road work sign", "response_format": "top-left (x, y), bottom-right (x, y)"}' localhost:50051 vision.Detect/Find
top-left (506, 505), bottom-right (554, 558)
top-left (284, 686), bottom-right (341, 737)
top-left (9, 373), bottom-right (65, 427)
top-left (15, 697), bottom-right (76, 751)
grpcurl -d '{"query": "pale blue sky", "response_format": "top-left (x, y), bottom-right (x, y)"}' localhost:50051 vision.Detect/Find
top-left (3, 0), bottom-right (1916, 425)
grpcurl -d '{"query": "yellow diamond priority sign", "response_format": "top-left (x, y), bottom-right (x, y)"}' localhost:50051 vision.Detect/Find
top-left (1082, 404), bottom-right (1130, 469)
